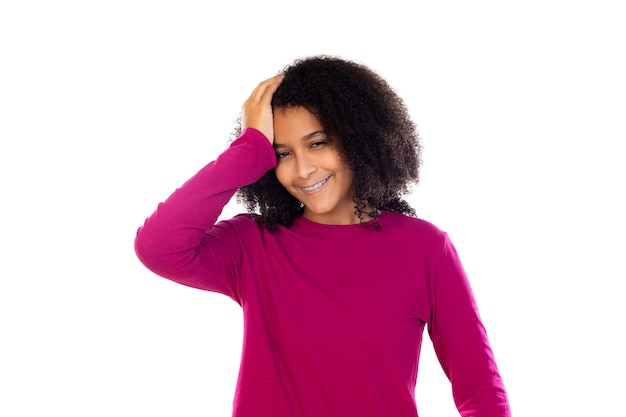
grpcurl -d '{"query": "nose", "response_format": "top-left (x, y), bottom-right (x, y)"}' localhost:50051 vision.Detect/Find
top-left (296, 152), bottom-right (317, 179)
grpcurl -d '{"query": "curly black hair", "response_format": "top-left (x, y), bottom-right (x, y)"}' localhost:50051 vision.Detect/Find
top-left (234, 55), bottom-right (422, 232)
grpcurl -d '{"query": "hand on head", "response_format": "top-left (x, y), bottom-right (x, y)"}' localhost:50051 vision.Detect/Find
top-left (241, 74), bottom-right (284, 144)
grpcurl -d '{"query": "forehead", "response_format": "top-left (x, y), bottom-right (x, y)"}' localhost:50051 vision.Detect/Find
top-left (273, 107), bottom-right (323, 141)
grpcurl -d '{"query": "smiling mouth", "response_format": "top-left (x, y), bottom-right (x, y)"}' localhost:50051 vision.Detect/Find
top-left (301, 176), bottom-right (330, 192)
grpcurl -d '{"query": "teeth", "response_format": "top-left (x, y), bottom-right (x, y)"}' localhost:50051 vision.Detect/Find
top-left (302, 177), bottom-right (328, 192)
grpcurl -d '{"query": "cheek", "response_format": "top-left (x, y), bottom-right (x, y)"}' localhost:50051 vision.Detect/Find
top-left (331, 155), bottom-right (353, 182)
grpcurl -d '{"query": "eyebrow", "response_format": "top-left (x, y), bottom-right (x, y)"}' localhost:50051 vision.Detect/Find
top-left (273, 130), bottom-right (326, 149)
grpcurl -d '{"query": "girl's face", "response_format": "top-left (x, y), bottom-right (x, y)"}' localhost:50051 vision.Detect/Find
top-left (273, 106), bottom-right (358, 225)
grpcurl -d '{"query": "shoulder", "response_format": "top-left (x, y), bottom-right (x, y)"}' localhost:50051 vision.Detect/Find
top-left (378, 211), bottom-right (455, 265)
top-left (212, 213), bottom-right (264, 235)
top-left (380, 211), bottom-right (448, 243)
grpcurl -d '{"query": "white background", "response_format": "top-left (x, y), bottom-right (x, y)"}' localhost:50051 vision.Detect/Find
top-left (1, 1), bottom-right (625, 416)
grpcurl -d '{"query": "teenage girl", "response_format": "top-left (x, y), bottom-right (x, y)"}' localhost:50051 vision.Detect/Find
top-left (135, 55), bottom-right (511, 417)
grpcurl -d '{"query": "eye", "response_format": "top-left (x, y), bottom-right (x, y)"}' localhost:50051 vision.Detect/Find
top-left (276, 151), bottom-right (291, 159)
top-left (310, 140), bottom-right (328, 149)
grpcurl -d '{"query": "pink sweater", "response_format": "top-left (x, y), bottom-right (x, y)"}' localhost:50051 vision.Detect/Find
top-left (135, 128), bottom-right (511, 417)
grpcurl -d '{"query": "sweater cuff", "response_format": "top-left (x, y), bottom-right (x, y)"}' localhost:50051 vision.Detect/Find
top-left (231, 127), bottom-right (277, 173)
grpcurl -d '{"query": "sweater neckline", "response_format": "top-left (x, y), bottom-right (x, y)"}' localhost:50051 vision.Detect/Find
top-left (291, 211), bottom-right (387, 231)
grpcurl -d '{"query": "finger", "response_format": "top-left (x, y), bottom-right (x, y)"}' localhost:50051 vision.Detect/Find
top-left (261, 73), bottom-right (284, 101)
top-left (249, 73), bottom-right (284, 103)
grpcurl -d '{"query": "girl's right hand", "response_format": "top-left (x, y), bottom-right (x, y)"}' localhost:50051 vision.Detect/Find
top-left (241, 73), bottom-right (284, 144)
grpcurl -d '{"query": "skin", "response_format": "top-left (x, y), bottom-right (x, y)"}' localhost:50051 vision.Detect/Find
top-left (273, 107), bottom-right (360, 225)
top-left (241, 75), bottom-right (368, 225)
top-left (241, 74), bottom-right (283, 144)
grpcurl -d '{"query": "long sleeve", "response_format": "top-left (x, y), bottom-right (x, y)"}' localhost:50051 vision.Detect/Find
top-left (428, 235), bottom-right (511, 417)
top-left (134, 128), bottom-right (276, 301)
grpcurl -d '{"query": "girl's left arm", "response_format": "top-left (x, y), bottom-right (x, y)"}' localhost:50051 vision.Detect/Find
top-left (428, 235), bottom-right (512, 417)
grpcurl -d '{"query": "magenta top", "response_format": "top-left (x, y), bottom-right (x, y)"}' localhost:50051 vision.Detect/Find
top-left (135, 128), bottom-right (511, 417)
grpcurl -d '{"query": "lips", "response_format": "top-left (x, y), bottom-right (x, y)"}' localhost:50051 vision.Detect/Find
top-left (301, 176), bottom-right (330, 192)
